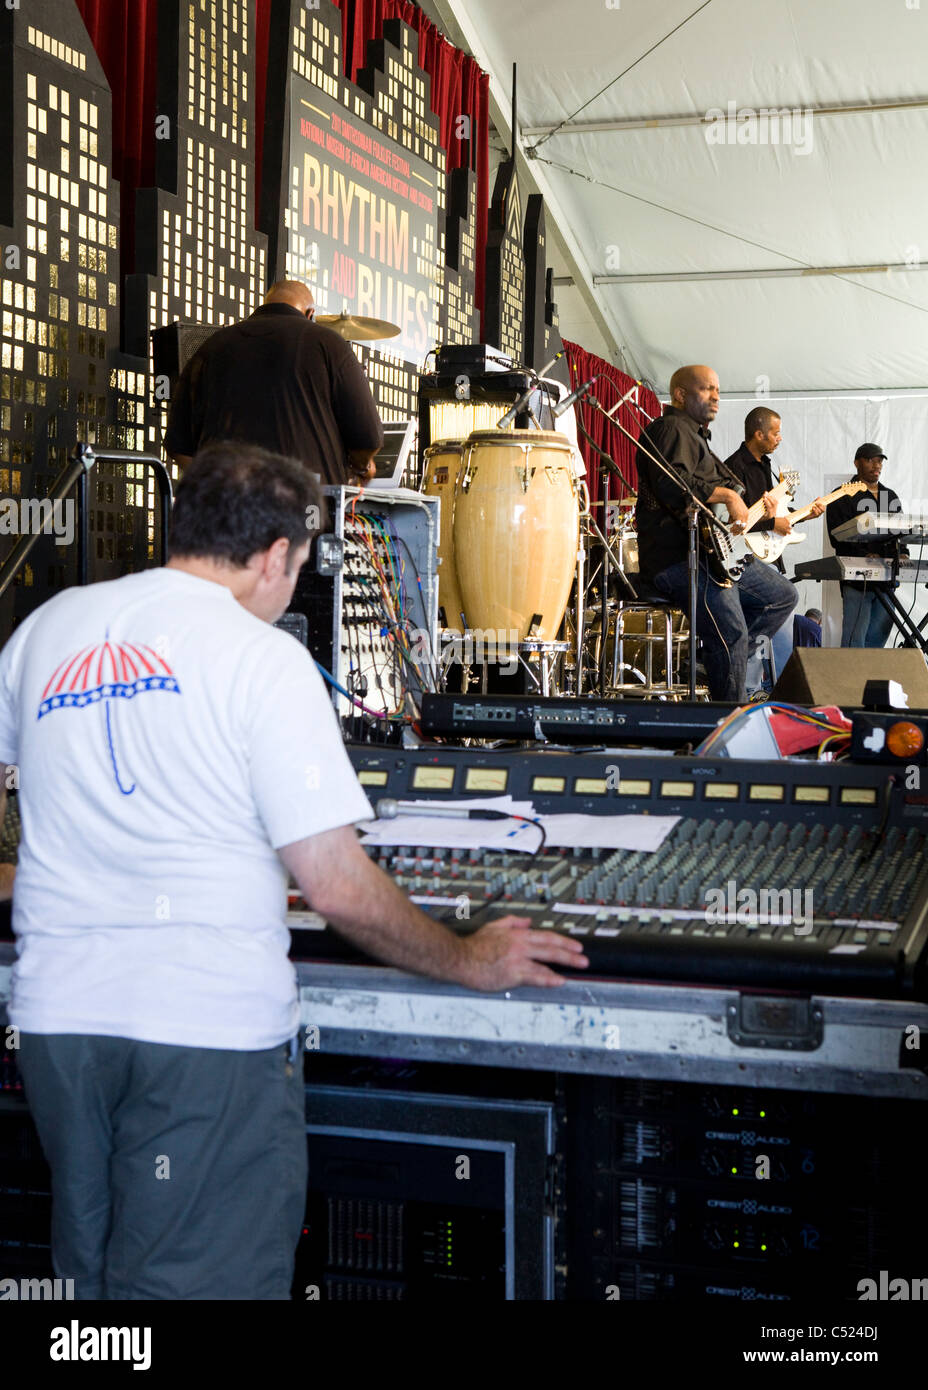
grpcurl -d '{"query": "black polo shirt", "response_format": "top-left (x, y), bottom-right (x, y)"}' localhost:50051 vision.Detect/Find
top-left (164, 303), bottom-right (384, 485)
top-left (725, 440), bottom-right (786, 572)
top-left (826, 478), bottom-right (904, 590)
top-left (634, 407), bottom-right (740, 579)
top-left (725, 441), bottom-right (777, 532)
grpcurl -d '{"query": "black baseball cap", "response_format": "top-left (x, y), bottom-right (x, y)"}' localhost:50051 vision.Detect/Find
top-left (855, 443), bottom-right (887, 460)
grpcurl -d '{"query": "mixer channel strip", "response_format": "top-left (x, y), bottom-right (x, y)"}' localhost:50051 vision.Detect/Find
top-left (289, 818), bottom-right (928, 997)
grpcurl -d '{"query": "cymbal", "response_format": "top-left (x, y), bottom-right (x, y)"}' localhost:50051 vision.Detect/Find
top-left (316, 311), bottom-right (401, 342)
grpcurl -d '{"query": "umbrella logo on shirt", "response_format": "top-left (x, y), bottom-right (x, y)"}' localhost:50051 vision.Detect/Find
top-left (37, 635), bottom-right (182, 796)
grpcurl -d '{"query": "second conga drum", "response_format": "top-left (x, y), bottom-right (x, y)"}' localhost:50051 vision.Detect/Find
top-left (421, 439), bottom-right (466, 632)
top-left (453, 431), bottom-right (580, 641)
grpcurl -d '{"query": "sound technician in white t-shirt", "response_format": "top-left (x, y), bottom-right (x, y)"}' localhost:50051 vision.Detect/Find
top-left (0, 443), bottom-right (586, 1300)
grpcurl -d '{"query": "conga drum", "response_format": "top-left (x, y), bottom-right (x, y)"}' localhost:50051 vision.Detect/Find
top-left (453, 431), bottom-right (580, 642)
top-left (421, 440), bottom-right (466, 632)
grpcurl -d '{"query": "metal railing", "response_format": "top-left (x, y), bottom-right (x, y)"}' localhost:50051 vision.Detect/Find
top-left (0, 444), bottom-right (173, 601)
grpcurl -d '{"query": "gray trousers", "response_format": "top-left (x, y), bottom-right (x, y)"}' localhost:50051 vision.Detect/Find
top-left (18, 1032), bottom-right (307, 1300)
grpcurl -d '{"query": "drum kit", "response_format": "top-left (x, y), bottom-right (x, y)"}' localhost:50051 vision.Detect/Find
top-left (421, 429), bottom-right (697, 700)
top-left (316, 306), bottom-right (698, 700)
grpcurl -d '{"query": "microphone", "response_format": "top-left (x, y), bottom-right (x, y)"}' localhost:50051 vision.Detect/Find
top-left (535, 350), bottom-right (564, 380)
top-left (495, 352), bottom-right (567, 428)
top-left (552, 376), bottom-right (601, 418)
top-left (375, 798), bottom-right (509, 821)
top-left (495, 385), bottom-right (537, 430)
top-left (604, 380), bottom-right (642, 418)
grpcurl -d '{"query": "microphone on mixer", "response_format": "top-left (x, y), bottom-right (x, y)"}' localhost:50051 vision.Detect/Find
top-left (552, 376), bottom-right (601, 418)
top-left (375, 798), bottom-right (509, 821)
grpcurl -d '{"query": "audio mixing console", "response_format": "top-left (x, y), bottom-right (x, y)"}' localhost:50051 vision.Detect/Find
top-left (286, 745), bottom-right (928, 998)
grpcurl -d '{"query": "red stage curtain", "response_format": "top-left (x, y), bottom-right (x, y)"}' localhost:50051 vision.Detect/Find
top-left (562, 339), bottom-right (662, 516)
top-left (75, 1), bottom-right (489, 317)
top-left (333, 0), bottom-right (489, 319)
top-left (73, 0), bottom-right (159, 278)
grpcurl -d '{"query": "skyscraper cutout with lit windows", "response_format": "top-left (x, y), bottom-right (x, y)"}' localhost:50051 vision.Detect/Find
top-left (261, 0), bottom-right (480, 434)
top-left (0, 1), bottom-right (150, 635)
top-left (126, 0), bottom-right (268, 474)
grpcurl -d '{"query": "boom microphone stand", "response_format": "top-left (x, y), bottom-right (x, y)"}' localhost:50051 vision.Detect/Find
top-left (587, 395), bottom-right (734, 701)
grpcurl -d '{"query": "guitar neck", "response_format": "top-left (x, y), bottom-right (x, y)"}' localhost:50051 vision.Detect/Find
top-left (788, 483), bottom-right (861, 526)
top-left (742, 480), bottom-right (790, 534)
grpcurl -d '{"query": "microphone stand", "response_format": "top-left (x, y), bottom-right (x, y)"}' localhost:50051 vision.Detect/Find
top-left (592, 396), bottom-right (733, 701)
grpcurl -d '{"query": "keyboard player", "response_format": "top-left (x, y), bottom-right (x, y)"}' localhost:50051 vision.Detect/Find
top-left (825, 444), bottom-right (907, 648)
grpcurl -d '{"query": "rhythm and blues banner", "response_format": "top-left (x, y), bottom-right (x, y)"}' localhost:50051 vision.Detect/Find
top-left (289, 76), bottom-right (440, 362)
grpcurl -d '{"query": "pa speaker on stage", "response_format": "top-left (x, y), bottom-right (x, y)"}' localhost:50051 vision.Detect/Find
top-left (151, 322), bottom-right (218, 387)
top-left (772, 648), bottom-right (928, 709)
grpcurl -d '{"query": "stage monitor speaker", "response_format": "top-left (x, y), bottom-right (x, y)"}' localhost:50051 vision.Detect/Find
top-left (772, 648), bottom-right (928, 709)
top-left (151, 323), bottom-right (219, 387)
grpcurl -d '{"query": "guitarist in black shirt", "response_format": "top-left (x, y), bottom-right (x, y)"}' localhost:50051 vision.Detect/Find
top-left (635, 366), bottom-right (798, 703)
top-left (725, 407), bottom-right (825, 687)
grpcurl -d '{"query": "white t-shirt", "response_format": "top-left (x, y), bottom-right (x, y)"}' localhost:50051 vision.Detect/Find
top-left (0, 568), bottom-right (372, 1050)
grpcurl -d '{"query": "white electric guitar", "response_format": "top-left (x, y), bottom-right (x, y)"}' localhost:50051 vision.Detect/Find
top-left (701, 473), bottom-right (800, 584)
top-left (745, 479), bottom-right (868, 563)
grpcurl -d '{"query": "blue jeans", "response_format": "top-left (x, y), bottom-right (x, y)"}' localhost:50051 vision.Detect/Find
top-left (840, 585), bottom-right (895, 648)
top-left (653, 557), bottom-right (798, 702)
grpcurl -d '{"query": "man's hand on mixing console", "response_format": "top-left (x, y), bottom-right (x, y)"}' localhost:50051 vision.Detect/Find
top-left (455, 917), bottom-right (589, 990)
top-left (278, 826), bottom-right (588, 990)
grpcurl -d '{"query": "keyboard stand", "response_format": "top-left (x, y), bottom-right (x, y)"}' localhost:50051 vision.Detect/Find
top-left (870, 542), bottom-right (928, 656)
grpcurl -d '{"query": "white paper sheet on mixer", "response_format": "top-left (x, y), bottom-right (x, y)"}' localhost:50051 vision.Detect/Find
top-left (534, 814), bottom-right (679, 852)
top-left (358, 808), bottom-right (679, 853)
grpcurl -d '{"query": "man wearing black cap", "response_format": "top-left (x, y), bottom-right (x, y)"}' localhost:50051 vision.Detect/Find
top-left (826, 444), bottom-right (905, 647)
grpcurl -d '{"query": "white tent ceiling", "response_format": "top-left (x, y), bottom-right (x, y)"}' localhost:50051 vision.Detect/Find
top-left (427, 0), bottom-right (928, 393)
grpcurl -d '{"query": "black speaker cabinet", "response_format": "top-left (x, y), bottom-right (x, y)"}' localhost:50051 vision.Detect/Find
top-left (151, 322), bottom-right (220, 387)
top-left (773, 647), bottom-right (928, 709)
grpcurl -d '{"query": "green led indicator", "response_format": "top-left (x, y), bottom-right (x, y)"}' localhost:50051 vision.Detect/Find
top-left (731, 1166), bottom-right (737, 1174)
top-left (760, 1110), bottom-right (766, 1117)
top-left (733, 1241), bottom-right (740, 1249)
top-left (761, 1244), bottom-right (767, 1251)
top-left (732, 1108), bottom-right (739, 1116)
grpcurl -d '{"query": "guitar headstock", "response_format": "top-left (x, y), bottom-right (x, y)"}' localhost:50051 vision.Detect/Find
top-left (846, 480), bottom-right (869, 496)
top-left (779, 469), bottom-right (801, 496)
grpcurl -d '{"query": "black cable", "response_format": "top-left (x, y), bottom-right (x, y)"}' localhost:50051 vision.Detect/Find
top-left (576, 417), bottom-right (636, 496)
top-left (468, 809), bottom-right (547, 856)
top-left (865, 774), bottom-right (897, 860)
top-left (393, 533), bottom-right (440, 688)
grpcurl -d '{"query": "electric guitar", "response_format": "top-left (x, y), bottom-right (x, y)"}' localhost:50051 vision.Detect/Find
top-left (745, 479), bottom-right (868, 562)
top-left (700, 474), bottom-right (799, 585)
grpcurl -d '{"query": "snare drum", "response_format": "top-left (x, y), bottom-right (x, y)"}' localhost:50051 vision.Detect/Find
top-left (453, 430), bottom-right (580, 641)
